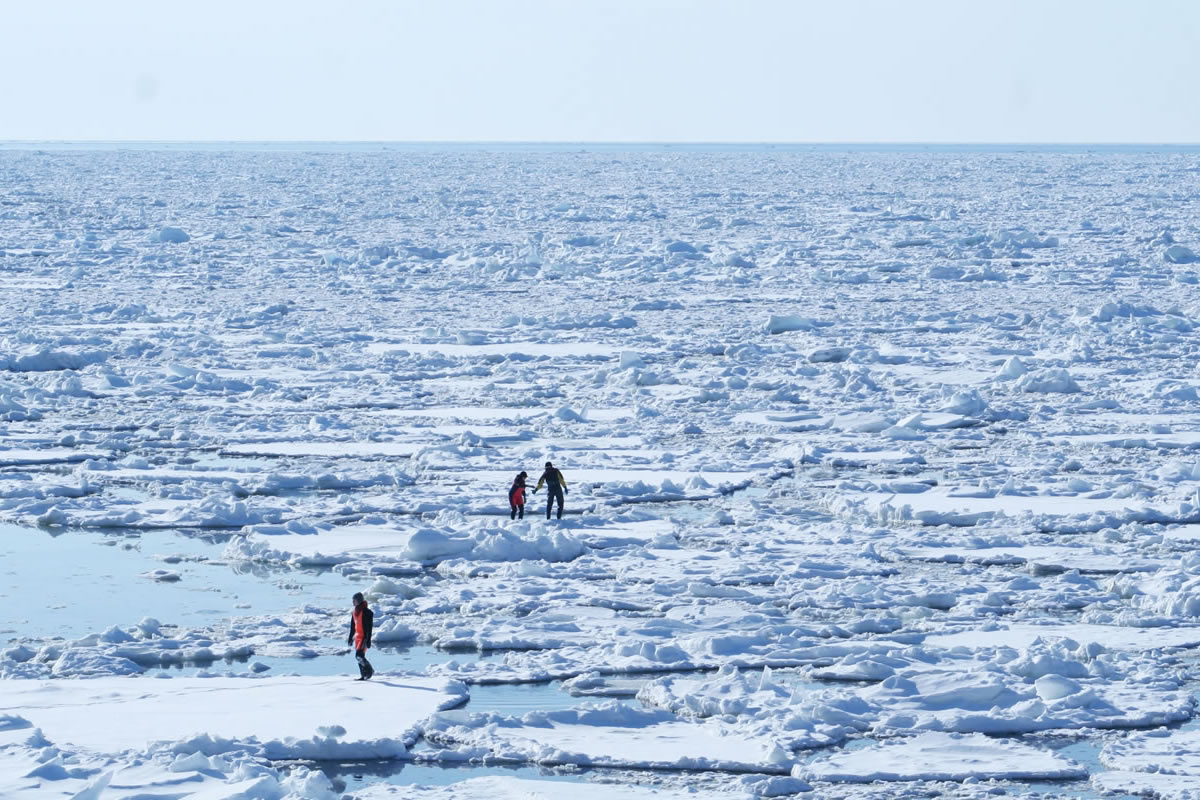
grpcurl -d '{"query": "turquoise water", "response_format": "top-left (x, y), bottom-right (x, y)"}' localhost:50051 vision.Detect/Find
top-left (0, 524), bottom-right (351, 639)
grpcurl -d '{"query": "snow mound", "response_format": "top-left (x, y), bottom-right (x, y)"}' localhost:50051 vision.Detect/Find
top-left (1165, 244), bottom-right (1198, 264)
top-left (1017, 368), bottom-right (1081, 393)
top-left (764, 315), bottom-right (825, 334)
top-left (153, 226), bottom-right (191, 244)
top-left (996, 355), bottom-right (1027, 379)
top-left (1090, 301), bottom-right (1163, 322)
top-left (808, 346), bottom-right (852, 363)
top-left (0, 348), bottom-right (108, 372)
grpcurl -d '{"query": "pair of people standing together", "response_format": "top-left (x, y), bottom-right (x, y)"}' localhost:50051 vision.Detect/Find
top-left (509, 461), bottom-right (568, 520)
top-left (346, 463), bottom-right (568, 680)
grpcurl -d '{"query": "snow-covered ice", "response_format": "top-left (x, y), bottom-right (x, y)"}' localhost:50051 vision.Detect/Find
top-left (801, 731), bottom-right (1085, 782)
top-left (6, 143), bottom-right (1200, 797)
top-left (0, 674), bottom-right (466, 757)
top-left (354, 775), bottom-right (757, 800)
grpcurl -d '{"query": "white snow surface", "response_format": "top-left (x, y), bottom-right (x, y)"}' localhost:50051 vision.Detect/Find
top-left (6, 146), bottom-right (1200, 797)
top-left (0, 674), bottom-right (465, 757)
top-left (422, 702), bottom-right (793, 772)
top-left (355, 776), bottom-right (757, 799)
top-left (801, 731), bottom-right (1085, 782)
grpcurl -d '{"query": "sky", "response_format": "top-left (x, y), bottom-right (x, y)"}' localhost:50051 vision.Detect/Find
top-left (2, 0), bottom-right (1198, 142)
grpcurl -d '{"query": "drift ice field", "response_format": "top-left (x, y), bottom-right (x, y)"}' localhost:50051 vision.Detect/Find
top-left (5, 144), bottom-right (1200, 799)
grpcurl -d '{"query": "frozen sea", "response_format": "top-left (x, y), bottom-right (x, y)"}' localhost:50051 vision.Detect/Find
top-left (4, 142), bottom-right (1200, 798)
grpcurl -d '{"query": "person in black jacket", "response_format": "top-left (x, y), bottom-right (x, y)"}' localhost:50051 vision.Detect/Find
top-left (509, 471), bottom-right (528, 519)
top-left (533, 461), bottom-right (567, 519)
top-left (347, 591), bottom-right (374, 680)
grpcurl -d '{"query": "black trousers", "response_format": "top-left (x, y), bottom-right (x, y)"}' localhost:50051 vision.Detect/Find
top-left (510, 503), bottom-right (524, 520)
top-left (355, 648), bottom-right (374, 678)
top-left (545, 486), bottom-right (564, 519)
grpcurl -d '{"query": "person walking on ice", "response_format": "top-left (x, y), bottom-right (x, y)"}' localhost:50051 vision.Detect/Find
top-left (509, 470), bottom-right (528, 519)
top-left (533, 460), bottom-right (567, 519)
top-left (348, 592), bottom-right (374, 680)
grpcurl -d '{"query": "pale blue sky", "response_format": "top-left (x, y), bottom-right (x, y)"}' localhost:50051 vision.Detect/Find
top-left (3, 0), bottom-right (1197, 142)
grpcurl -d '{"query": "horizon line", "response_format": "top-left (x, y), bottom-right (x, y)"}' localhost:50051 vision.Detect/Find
top-left (3, 139), bottom-right (1200, 147)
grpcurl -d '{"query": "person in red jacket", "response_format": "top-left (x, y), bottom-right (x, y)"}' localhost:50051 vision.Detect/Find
top-left (509, 471), bottom-right (528, 519)
top-left (347, 592), bottom-right (374, 680)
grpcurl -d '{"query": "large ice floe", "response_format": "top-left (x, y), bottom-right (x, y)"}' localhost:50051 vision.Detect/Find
top-left (8, 145), bottom-right (1200, 797)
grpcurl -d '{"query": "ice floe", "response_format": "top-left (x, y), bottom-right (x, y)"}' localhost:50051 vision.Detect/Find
top-left (8, 146), bottom-right (1200, 798)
